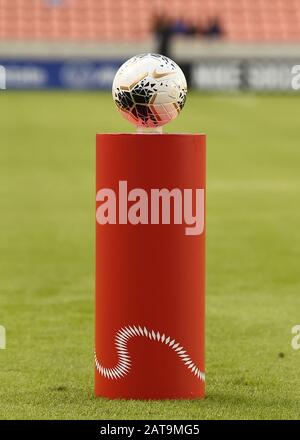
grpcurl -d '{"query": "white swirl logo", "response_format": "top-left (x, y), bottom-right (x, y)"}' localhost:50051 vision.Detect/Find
top-left (95, 325), bottom-right (205, 381)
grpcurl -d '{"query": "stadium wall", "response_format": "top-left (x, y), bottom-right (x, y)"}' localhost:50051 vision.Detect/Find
top-left (1, 40), bottom-right (299, 91)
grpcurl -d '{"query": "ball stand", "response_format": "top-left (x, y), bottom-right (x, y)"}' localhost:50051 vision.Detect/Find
top-left (95, 133), bottom-right (206, 399)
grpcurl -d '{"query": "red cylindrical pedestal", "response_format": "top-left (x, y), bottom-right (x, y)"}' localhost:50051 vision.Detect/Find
top-left (95, 133), bottom-right (205, 399)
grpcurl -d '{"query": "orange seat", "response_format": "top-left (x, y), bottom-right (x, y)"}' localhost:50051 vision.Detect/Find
top-left (0, 0), bottom-right (299, 42)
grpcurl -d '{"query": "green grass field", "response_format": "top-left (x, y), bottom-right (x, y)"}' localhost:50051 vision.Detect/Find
top-left (1, 91), bottom-right (300, 419)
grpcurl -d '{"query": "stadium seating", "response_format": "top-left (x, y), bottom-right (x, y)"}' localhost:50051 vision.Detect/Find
top-left (0, 0), bottom-right (300, 42)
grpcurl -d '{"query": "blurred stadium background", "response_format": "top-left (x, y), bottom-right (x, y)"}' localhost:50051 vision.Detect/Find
top-left (1, 0), bottom-right (300, 90)
top-left (1, 0), bottom-right (300, 420)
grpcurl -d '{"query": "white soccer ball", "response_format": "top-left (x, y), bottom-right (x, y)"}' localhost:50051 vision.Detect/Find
top-left (112, 53), bottom-right (187, 128)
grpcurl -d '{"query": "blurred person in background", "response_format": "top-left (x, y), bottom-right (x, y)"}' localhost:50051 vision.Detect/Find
top-left (203, 16), bottom-right (223, 38)
top-left (152, 14), bottom-right (173, 57)
top-left (153, 13), bottom-right (224, 56)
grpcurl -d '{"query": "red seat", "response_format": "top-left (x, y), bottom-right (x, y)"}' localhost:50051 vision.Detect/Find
top-left (0, 0), bottom-right (299, 42)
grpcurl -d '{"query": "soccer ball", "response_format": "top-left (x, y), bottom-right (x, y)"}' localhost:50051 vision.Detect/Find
top-left (112, 53), bottom-right (187, 128)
